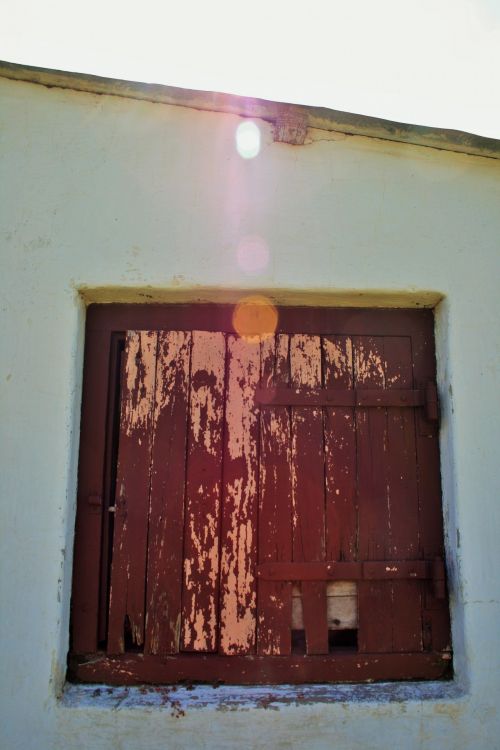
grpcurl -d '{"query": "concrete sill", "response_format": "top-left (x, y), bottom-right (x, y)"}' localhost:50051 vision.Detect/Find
top-left (62, 680), bottom-right (465, 713)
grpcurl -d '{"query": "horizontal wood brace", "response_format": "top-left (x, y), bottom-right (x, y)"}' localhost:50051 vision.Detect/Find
top-left (255, 386), bottom-right (436, 412)
top-left (70, 651), bottom-right (452, 685)
top-left (257, 560), bottom-right (443, 584)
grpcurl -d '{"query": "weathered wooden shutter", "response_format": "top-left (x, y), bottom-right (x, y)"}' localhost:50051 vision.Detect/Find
top-left (71, 306), bottom-right (450, 684)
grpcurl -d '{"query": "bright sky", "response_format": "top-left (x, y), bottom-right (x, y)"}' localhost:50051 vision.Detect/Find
top-left (2, 0), bottom-right (500, 139)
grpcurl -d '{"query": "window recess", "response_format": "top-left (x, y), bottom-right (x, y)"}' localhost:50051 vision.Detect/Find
top-left (69, 304), bottom-right (451, 685)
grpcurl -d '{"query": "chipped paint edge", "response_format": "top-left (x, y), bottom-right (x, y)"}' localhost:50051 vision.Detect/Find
top-left (61, 679), bottom-right (466, 712)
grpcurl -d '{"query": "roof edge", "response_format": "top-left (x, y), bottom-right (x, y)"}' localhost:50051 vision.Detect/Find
top-left (1, 60), bottom-right (499, 160)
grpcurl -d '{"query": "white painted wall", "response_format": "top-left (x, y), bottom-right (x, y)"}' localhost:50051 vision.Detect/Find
top-left (1, 75), bottom-right (499, 750)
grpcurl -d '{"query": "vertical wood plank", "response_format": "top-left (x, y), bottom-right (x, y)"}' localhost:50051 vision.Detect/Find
top-left (290, 334), bottom-right (329, 655)
top-left (412, 323), bottom-right (450, 651)
top-left (322, 336), bottom-right (357, 563)
top-left (355, 336), bottom-right (393, 653)
top-left (257, 334), bottom-right (293, 655)
top-left (145, 331), bottom-right (191, 655)
top-left (181, 332), bottom-right (226, 652)
top-left (107, 331), bottom-right (157, 654)
top-left (219, 335), bottom-right (260, 655)
top-left (98, 337), bottom-right (125, 644)
top-left (384, 336), bottom-right (423, 652)
top-left (72, 329), bottom-right (112, 653)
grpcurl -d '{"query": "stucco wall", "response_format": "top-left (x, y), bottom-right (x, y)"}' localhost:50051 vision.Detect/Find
top-left (1, 75), bottom-right (499, 749)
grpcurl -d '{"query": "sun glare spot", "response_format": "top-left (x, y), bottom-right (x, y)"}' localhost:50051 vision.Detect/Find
top-left (232, 295), bottom-right (278, 341)
top-left (237, 235), bottom-right (269, 274)
top-left (236, 121), bottom-right (261, 159)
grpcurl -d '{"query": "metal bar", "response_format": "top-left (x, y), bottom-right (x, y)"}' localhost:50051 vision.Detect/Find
top-left (425, 381), bottom-right (439, 421)
top-left (432, 557), bottom-right (446, 599)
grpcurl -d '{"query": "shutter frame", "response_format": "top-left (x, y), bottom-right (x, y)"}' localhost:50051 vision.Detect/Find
top-left (70, 304), bottom-right (451, 683)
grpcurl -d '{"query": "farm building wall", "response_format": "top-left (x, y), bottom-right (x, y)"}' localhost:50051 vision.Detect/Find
top-left (1, 70), bottom-right (499, 749)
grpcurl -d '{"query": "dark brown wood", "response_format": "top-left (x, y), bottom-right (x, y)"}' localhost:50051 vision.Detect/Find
top-left (144, 332), bottom-right (191, 655)
top-left (363, 560), bottom-right (426, 580)
top-left (219, 336), bottom-right (261, 655)
top-left (432, 557), bottom-right (446, 599)
top-left (383, 337), bottom-right (423, 653)
top-left (425, 380), bottom-right (439, 421)
top-left (71, 304), bottom-right (451, 682)
top-left (258, 562), bottom-right (360, 581)
top-left (71, 329), bottom-right (112, 653)
top-left (70, 651), bottom-right (451, 685)
top-left (107, 331), bottom-right (158, 654)
top-left (257, 335), bottom-right (293, 655)
top-left (356, 388), bottom-right (422, 407)
top-left (412, 321), bottom-right (451, 651)
top-left (256, 386), bottom-right (425, 408)
top-left (257, 560), bottom-right (436, 581)
top-left (290, 335), bottom-right (329, 655)
top-left (97, 335), bottom-right (126, 644)
top-left (86, 304), bottom-right (435, 339)
top-left (257, 387), bottom-right (353, 407)
top-left (181, 332), bottom-right (226, 652)
top-left (322, 336), bottom-right (357, 565)
top-left (355, 336), bottom-right (393, 653)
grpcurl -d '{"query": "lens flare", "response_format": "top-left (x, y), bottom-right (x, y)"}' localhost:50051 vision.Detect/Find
top-left (236, 121), bottom-right (261, 159)
top-left (232, 295), bottom-right (278, 341)
top-left (236, 235), bottom-right (269, 274)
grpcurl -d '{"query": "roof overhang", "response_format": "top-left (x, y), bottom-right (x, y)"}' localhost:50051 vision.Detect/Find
top-left (1, 60), bottom-right (499, 160)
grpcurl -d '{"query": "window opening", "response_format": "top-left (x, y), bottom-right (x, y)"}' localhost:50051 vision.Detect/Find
top-left (70, 304), bottom-right (451, 685)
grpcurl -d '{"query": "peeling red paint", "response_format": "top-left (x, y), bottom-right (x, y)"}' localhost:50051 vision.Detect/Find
top-left (122, 331), bottom-right (157, 437)
top-left (145, 330), bottom-right (191, 655)
top-left (108, 331), bottom-right (158, 654)
top-left (219, 336), bottom-right (260, 655)
top-left (182, 332), bottom-right (225, 652)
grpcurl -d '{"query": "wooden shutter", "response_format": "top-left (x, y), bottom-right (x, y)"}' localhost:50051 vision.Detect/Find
top-left (70, 305), bottom-right (451, 684)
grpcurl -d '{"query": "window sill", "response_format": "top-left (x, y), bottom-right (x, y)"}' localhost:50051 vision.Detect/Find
top-left (61, 679), bottom-right (465, 714)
